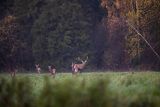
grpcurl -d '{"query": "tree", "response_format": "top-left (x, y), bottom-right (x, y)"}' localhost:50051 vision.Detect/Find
top-left (31, 0), bottom-right (96, 69)
top-left (0, 15), bottom-right (22, 71)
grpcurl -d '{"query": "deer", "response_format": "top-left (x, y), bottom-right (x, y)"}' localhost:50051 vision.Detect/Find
top-left (10, 69), bottom-right (17, 77)
top-left (72, 56), bottom-right (88, 75)
top-left (35, 64), bottom-right (41, 74)
top-left (48, 65), bottom-right (56, 77)
top-left (6, 64), bottom-right (17, 77)
top-left (8, 67), bottom-right (17, 77)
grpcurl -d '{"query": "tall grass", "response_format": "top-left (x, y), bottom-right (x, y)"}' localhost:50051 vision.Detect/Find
top-left (0, 72), bottom-right (160, 107)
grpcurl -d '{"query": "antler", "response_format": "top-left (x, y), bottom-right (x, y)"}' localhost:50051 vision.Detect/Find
top-left (86, 56), bottom-right (88, 61)
top-left (77, 56), bottom-right (88, 62)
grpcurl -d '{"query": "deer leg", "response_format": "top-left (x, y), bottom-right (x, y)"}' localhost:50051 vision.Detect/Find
top-left (13, 71), bottom-right (16, 77)
top-left (10, 72), bottom-right (13, 77)
top-left (10, 71), bottom-right (15, 78)
top-left (74, 68), bottom-right (78, 76)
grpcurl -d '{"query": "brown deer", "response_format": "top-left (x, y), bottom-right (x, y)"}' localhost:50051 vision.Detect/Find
top-left (72, 56), bottom-right (88, 74)
top-left (6, 64), bottom-right (17, 77)
top-left (35, 64), bottom-right (41, 74)
top-left (48, 65), bottom-right (56, 77)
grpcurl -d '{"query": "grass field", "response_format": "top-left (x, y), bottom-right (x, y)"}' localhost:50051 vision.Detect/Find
top-left (0, 72), bottom-right (160, 107)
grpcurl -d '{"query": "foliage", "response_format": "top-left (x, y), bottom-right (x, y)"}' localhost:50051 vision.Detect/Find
top-left (31, 0), bottom-right (96, 69)
top-left (0, 0), bottom-right (160, 71)
top-left (0, 0), bottom-right (103, 71)
top-left (125, 0), bottom-right (160, 69)
top-left (101, 0), bottom-right (160, 70)
top-left (0, 15), bottom-right (22, 70)
top-left (0, 77), bottom-right (33, 107)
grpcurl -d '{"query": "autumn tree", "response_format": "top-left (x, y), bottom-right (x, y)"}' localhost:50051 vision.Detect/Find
top-left (0, 15), bottom-right (22, 71)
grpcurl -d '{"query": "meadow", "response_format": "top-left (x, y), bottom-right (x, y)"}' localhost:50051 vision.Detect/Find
top-left (0, 71), bottom-right (160, 107)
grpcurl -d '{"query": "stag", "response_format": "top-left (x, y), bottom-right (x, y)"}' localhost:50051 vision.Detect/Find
top-left (48, 65), bottom-right (56, 77)
top-left (35, 64), bottom-right (41, 74)
top-left (72, 56), bottom-right (88, 74)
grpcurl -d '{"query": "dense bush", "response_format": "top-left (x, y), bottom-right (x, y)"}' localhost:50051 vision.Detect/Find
top-left (0, 78), bottom-right (34, 107)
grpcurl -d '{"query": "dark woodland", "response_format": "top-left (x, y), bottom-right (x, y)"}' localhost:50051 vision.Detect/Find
top-left (0, 0), bottom-right (160, 72)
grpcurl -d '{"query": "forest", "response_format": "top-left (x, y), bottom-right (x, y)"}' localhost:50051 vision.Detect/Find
top-left (0, 0), bottom-right (160, 72)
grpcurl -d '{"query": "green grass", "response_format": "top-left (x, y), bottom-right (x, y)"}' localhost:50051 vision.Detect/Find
top-left (0, 72), bottom-right (160, 107)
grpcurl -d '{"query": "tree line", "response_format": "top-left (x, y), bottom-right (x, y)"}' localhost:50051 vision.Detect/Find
top-left (0, 0), bottom-right (160, 72)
